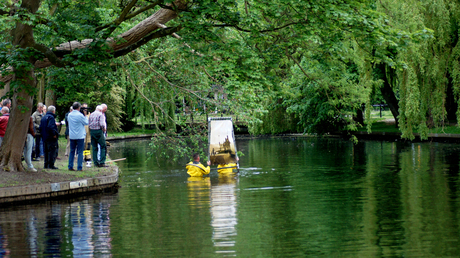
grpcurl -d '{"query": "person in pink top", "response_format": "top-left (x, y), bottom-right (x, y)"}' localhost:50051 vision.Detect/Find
top-left (0, 107), bottom-right (10, 146)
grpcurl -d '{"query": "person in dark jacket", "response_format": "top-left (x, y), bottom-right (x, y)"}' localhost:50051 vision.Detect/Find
top-left (40, 106), bottom-right (59, 169)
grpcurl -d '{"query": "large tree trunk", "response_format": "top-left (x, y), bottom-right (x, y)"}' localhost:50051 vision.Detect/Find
top-left (377, 63), bottom-right (399, 126)
top-left (45, 88), bottom-right (55, 107)
top-left (0, 0), bottom-right (39, 172)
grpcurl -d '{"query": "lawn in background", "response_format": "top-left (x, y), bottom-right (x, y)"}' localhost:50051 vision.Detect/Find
top-left (361, 108), bottom-right (460, 135)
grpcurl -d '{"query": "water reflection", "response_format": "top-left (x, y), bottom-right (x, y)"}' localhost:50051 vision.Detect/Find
top-left (187, 177), bottom-right (211, 207)
top-left (0, 195), bottom-right (114, 257)
top-left (187, 174), bottom-right (239, 256)
top-left (2, 138), bottom-right (460, 256)
top-left (211, 174), bottom-right (238, 256)
top-left (0, 227), bottom-right (10, 257)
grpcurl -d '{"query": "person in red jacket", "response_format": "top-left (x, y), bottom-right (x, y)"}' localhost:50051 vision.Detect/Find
top-left (0, 107), bottom-right (10, 146)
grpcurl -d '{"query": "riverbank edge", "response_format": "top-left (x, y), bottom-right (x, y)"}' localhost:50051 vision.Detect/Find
top-left (0, 135), bottom-right (153, 205)
top-left (0, 134), bottom-right (155, 205)
top-left (105, 131), bottom-right (460, 142)
top-left (0, 167), bottom-right (119, 205)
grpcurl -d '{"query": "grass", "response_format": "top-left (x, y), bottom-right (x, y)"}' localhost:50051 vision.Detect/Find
top-left (428, 126), bottom-right (460, 134)
top-left (359, 121), bottom-right (401, 133)
top-left (358, 109), bottom-right (460, 135)
top-left (369, 110), bottom-right (394, 121)
top-left (107, 128), bottom-right (156, 138)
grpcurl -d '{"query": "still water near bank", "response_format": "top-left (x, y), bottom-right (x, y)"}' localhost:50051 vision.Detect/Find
top-left (1, 137), bottom-right (460, 257)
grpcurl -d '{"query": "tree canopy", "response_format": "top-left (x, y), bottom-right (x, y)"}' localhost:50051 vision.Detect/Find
top-left (0, 0), bottom-right (452, 170)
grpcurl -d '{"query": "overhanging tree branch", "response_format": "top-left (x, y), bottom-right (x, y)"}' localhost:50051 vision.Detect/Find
top-left (113, 26), bottom-right (181, 58)
top-left (32, 26), bottom-right (182, 69)
top-left (33, 43), bottom-right (69, 67)
top-left (96, 0), bottom-right (151, 35)
top-left (24, 0), bottom-right (188, 70)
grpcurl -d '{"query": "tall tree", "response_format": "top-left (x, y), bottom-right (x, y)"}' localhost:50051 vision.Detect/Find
top-left (0, 0), bottom-right (424, 171)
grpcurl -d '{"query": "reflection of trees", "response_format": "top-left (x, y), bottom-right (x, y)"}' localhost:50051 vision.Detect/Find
top-left (399, 143), bottom-right (460, 256)
top-left (360, 141), bottom-right (460, 256)
top-left (240, 138), bottom-right (460, 256)
top-left (361, 141), bottom-right (404, 256)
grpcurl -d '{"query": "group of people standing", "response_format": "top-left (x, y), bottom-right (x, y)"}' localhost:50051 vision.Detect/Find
top-left (0, 100), bottom-right (109, 172)
top-left (65, 102), bottom-right (108, 171)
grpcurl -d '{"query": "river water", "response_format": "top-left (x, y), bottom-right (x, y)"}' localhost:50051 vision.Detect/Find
top-left (1, 137), bottom-right (460, 257)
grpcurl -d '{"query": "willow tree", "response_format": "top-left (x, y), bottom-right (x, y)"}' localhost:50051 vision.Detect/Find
top-left (247, 1), bottom-right (429, 135)
top-left (375, 0), bottom-right (460, 139)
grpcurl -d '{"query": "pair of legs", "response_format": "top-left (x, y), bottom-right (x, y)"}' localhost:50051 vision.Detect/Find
top-left (34, 134), bottom-right (44, 159)
top-left (44, 139), bottom-right (58, 169)
top-left (90, 129), bottom-right (106, 166)
top-left (65, 136), bottom-right (70, 156)
top-left (68, 138), bottom-right (84, 170)
top-left (23, 134), bottom-right (35, 170)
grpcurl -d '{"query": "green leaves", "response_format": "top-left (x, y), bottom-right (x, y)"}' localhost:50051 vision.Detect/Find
top-left (149, 125), bottom-right (209, 164)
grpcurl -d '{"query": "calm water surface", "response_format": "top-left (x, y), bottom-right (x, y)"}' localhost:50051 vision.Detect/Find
top-left (1, 137), bottom-right (460, 257)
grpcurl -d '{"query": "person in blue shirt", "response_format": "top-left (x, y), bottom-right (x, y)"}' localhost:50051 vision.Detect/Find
top-left (67, 102), bottom-right (89, 171)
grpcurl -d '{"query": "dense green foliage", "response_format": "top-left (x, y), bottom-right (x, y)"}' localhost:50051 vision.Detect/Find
top-left (1, 0), bottom-right (459, 166)
top-left (376, 0), bottom-right (460, 140)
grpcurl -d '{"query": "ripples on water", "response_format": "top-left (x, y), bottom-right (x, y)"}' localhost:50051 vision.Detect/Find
top-left (1, 138), bottom-right (460, 257)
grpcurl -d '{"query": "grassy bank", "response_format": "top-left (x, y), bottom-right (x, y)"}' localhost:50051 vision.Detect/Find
top-left (357, 120), bottom-right (460, 135)
top-left (107, 128), bottom-right (156, 138)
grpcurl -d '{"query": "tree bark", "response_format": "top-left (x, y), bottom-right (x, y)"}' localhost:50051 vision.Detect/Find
top-left (45, 89), bottom-right (55, 107)
top-left (33, 0), bottom-right (187, 69)
top-left (377, 63), bottom-right (399, 126)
